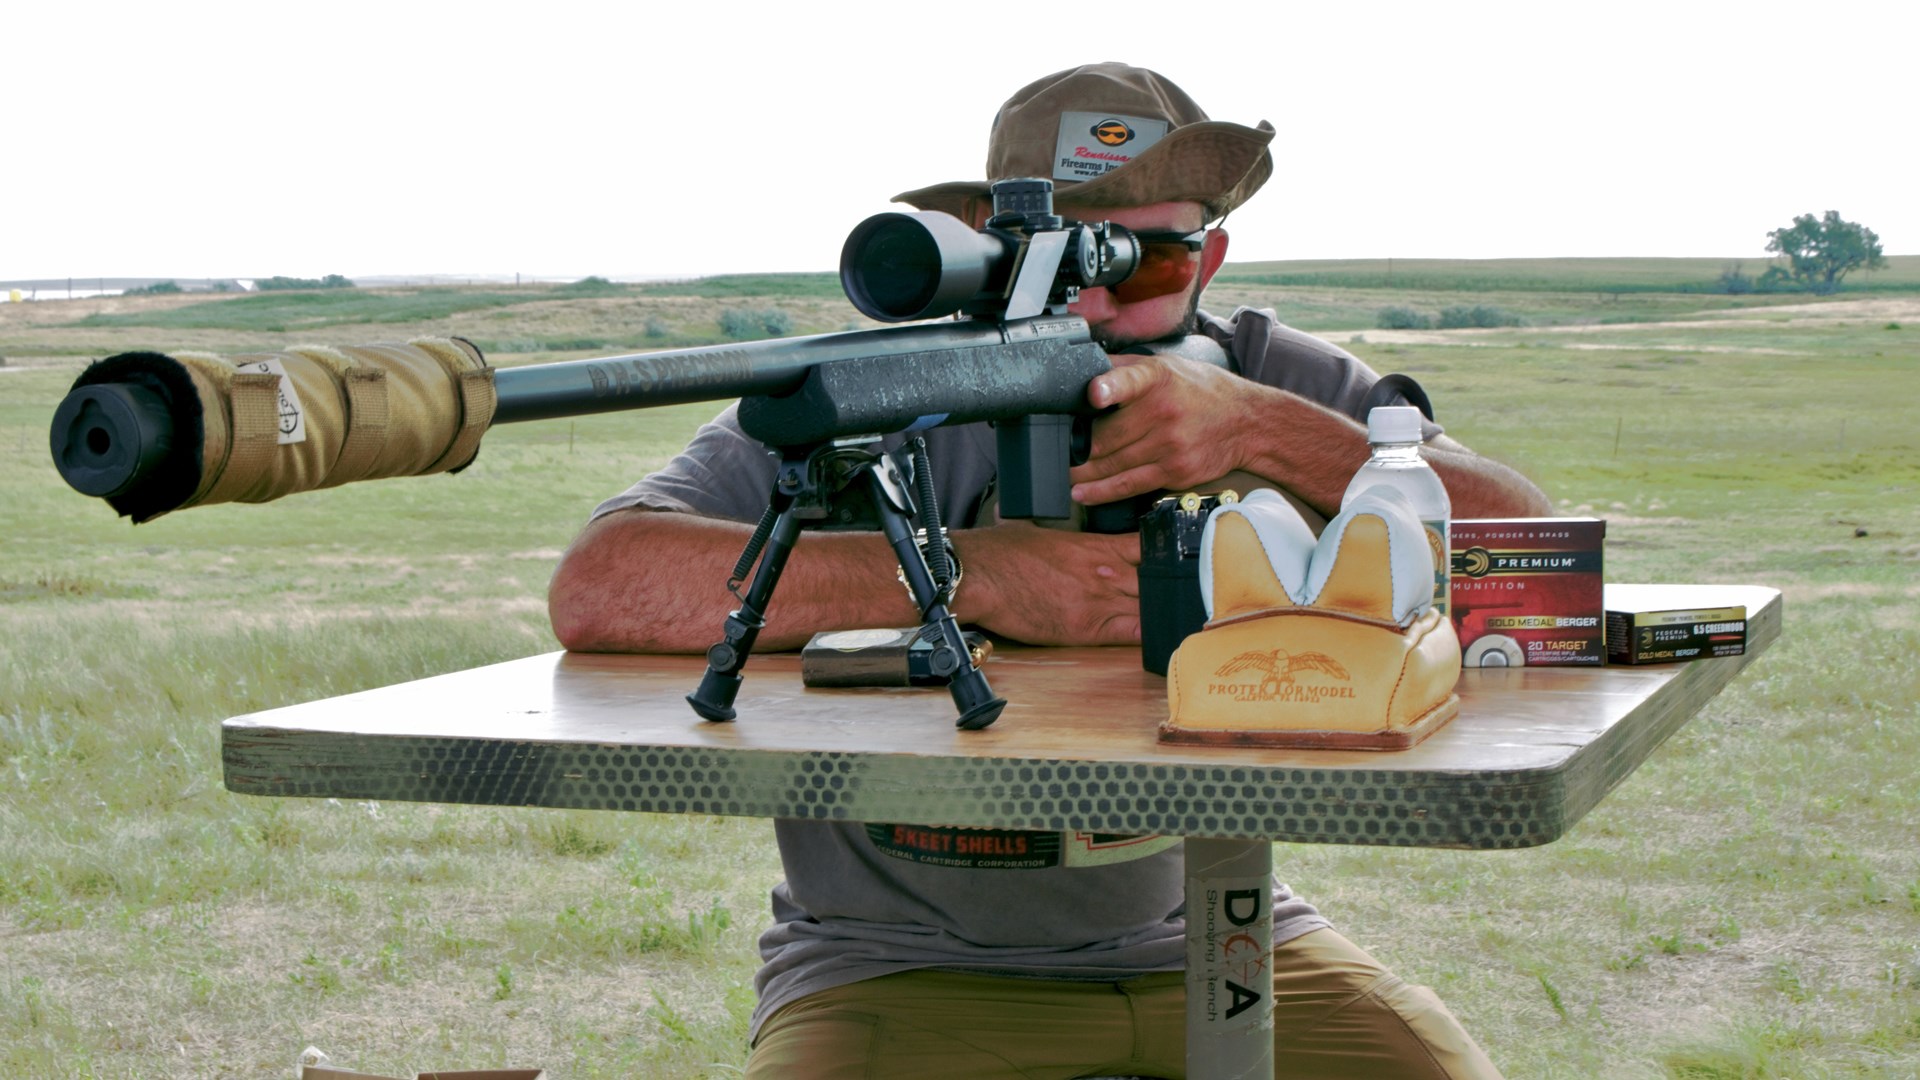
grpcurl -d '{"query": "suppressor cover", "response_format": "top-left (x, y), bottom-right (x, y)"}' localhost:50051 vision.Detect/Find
top-left (60, 339), bottom-right (493, 523)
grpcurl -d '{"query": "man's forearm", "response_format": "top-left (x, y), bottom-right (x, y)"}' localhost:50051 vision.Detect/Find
top-left (1227, 388), bottom-right (1379, 517)
top-left (1422, 439), bottom-right (1553, 518)
top-left (549, 508), bottom-right (1149, 654)
top-left (549, 509), bottom-right (921, 653)
top-left (1230, 388), bottom-right (1550, 520)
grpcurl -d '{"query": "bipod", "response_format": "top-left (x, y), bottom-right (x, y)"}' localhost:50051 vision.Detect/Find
top-left (686, 437), bottom-right (1007, 730)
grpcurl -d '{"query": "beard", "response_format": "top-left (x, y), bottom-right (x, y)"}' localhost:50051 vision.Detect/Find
top-left (1086, 287), bottom-right (1205, 353)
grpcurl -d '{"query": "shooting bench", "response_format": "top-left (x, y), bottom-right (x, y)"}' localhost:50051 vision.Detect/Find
top-left (223, 583), bottom-right (1780, 1079)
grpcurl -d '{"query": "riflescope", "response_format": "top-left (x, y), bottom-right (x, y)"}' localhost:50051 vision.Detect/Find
top-left (840, 179), bottom-right (1141, 322)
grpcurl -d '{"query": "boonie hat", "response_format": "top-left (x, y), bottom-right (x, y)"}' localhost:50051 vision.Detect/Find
top-left (894, 62), bottom-right (1275, 224)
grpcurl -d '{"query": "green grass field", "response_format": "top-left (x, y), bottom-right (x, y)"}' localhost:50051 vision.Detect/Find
top-left (3, 265), bottom-right (1917, 1078)
top-left (1215, 254), bottom-right (1920, 293)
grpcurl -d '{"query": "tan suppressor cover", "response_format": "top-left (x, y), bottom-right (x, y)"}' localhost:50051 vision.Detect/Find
top-left (79, 339), bottom-right (494, 522)
top-left (1163, 499), bottom-right (1462, 749)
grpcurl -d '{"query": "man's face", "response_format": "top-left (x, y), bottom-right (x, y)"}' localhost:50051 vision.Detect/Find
top-left (1064, 200), bottom-right (1220, 352)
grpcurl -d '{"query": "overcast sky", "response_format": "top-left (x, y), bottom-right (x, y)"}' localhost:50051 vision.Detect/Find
top-left (7, 0), bottom-right (1911, 282)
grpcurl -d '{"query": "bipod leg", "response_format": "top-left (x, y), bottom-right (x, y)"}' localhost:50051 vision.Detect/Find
top-left (687, 488), bottom-right (801, 722)
top-left (867, 470), bottom-right (1007, 730)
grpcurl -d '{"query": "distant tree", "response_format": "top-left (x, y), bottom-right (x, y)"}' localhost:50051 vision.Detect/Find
top-left (556, 275), bottom-right (622, 296)
top-left (1375, 306), bottom-right (1432, 330)
top-left (760, 307), bottom-right (794, 336)
top-left (1765, 211), bottom-right (1886, 294)
top-left (1755, 266), bottom-right (1796, 293)
top-left (718, 306), bottom-right (793, 339)
top-left (719, 307), bottom-right (761, 339)
top-left (1437, 304), bottom-right (1522, 329)
top-left (256, 274), bottom-right (355, 291)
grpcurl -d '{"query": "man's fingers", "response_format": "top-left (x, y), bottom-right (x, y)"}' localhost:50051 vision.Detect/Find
top-left (1072, 429), bottom-right (1171, 483)
top-left (1106, 535), bottom-right (1143, 568)
top-left (1082, 410), bottom-right (1159, 469)
top-left (1094, 562), bottom-right (1139, 599)
top-left (1072, 463), bottom-right (1169, 507)
top-left (965, 521), bottom-right (1149, 646)
top-left (1072, 440), bottom-right (1176, 503)
top-left (1088, 357), bottom-right (1162, 409)
top-left (1102, 612), bottom-right (1144, 644)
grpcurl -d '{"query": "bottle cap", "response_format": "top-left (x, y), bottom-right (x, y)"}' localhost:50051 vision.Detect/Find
top-left (1366, 405), bottom-right (1423, 445)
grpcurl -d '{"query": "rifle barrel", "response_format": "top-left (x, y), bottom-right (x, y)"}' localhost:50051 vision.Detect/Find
top-left (491, 320), bottom-right (1033, 424)
top-left (47, 315), bottom-right (1102, 517)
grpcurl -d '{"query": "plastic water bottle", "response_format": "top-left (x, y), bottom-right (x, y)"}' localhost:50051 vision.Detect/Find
top-left (1342, 406), bottom-right (1451, 618)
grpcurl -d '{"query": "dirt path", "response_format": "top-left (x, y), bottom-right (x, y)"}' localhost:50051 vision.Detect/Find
top-left (1357, 297), bottom-right (1920, 346)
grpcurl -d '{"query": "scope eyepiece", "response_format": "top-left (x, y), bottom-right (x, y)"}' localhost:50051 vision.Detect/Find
top-left (1077, 221), bottom-right (1140, 290)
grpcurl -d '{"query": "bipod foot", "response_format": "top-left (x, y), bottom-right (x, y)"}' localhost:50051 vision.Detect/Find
top-left (954, 694), bottom-right (1007, 730)
top-left (944, 653), bottom-right (1006, 730)
top-left (686, 664), bottom-right (742, 722)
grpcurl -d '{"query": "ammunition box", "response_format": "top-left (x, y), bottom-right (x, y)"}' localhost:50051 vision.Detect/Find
top-left (1450, 518), bottom-right (1606, 667)
top-left (1139, 491), bottom-right (1238, 676)
top-left (1604, 584), bottom-right (1747, 665)
top-left (801, 627), bottom-right (992, 687)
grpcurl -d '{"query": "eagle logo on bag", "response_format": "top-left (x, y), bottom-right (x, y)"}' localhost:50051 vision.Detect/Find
top-left (1208, 648), bottom-right (1353, 703)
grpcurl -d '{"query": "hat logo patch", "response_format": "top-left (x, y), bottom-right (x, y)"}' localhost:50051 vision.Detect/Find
top-left (1091, 118), bottom-right (1135, 146)
top-left (1051, 111), bottom-right (1170, 184)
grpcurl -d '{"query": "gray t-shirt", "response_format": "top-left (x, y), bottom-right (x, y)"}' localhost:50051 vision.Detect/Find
top-left (591, 307), bottom-right (1416, 1038)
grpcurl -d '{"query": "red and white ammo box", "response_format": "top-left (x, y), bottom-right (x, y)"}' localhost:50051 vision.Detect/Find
top-left (1449, 518), bottom-right (1606, 667)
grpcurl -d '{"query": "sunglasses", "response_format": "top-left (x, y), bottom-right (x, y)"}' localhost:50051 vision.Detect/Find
top-left (1112, 228), bottom-right (1207, 304)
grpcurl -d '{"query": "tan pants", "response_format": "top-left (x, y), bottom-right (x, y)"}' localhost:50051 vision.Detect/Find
top-left (745, 928), bottom-right (1503, 1079)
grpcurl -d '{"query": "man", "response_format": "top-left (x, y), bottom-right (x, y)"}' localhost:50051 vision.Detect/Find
top-left (550, 63), bottom-right (1548, 1079)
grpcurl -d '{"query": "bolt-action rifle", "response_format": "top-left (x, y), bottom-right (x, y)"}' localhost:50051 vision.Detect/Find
top-left (49, 179), bottom-right (1195, 730)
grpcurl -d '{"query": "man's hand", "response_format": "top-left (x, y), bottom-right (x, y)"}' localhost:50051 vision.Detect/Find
top-left (958, 521), bottom-right (1142, 646)
top-left (1070, 353), bottom-right (1257, 506)
top-left (1064, 352), bottom-right (1551, 521)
